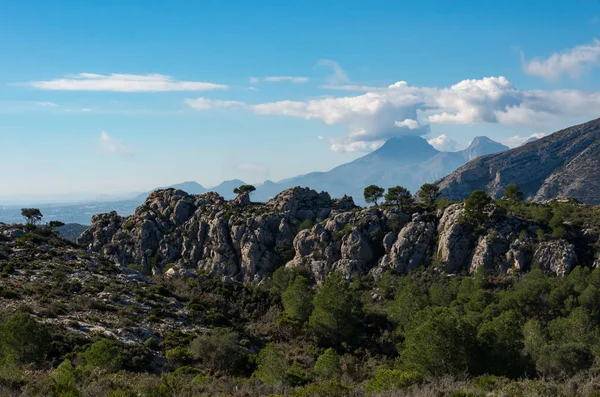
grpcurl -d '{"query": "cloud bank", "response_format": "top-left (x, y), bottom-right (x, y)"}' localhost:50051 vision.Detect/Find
top-left (186, 74), bottom-right (600, 152)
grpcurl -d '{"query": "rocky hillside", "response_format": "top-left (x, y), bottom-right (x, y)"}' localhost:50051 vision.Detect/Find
top-left (6, 190), bottom-right (600, 396)
top-left (437, 117), bottom-right (600, 203)
top-left (78, 186), bottom-right (600, 283)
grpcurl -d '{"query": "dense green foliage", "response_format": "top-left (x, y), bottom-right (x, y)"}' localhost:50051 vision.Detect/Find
top-left (416, 183), bottom-right (440, 208)
top-left (384, 185), bottom-right (414, 211)
top-left (363, 185), bottom-right (385, 206)
top-left (233, 184), bottom-right (257, 195)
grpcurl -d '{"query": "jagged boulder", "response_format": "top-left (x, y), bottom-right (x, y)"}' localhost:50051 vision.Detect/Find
top-left (505, 239), bottom-right (533, 272)
top-left (375, 213), bottom-right (436, 276)
top-left (533, 240), bottom-right (578, 276)
top-left (78, 211), bottom-right (124, 251)
top-left (436, 204), bottom-right (474, 273)
top-left (266, 187), bottom-right (334, 220)
top-left (469, 235), bottom-right (510, 274)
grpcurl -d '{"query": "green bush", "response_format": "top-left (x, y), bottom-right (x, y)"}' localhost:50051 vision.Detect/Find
top-left (188, 328), bottom-right (246, 374)
top-left (82, 339), bottom-right (124, 373)
top-left (282, 275), bottom-right (314, 323)
top-left (309, 272), bottom-right (364, 346)
top-left (253, 343), bottom-right (288, 386)
top-left (365, 368), bottom-right (423, 394)
top-left (298, 219), bottom-right (314, 231)
top-left (0, 312), bottom-right (51, 364)
top-left (313, 348), bottom-right (340, 380)
top-left (0, 355), bottom-right (25, 390)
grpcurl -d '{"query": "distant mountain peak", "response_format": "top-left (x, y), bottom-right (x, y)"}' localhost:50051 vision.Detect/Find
top-left (468, 136), bottom-right (497, 147)
top-left (464, 136), bottom-right (509, 161)
top-left (371, 135), bottom-right (439, 160)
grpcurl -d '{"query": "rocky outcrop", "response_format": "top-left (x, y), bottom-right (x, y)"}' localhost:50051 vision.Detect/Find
top-left (436, 204), bottom-right (474, 273)
top-left (533, 240), bottom-right (578, 277)
top-left (437, 117), bottom-right (600, 204)
top-left (376, 213), bottom-right (435, 275)
top-left (79, 185), bottom-right (597, 282)
top-left (286, 208), bottom-right (403, 282)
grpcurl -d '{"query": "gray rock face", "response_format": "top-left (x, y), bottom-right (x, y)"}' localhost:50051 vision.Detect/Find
top-left (469, 235), bottom-right (510, 274)
top-left (533, 240), bottom-right (578, 276)
top-left (376, 214), bottom-right (436, 275)
top-left (286, 208), bottom-right (398, 283)
top-left (505, 239), bottom-right (533, 272)
top-left (436, 204), bottom-right (474, 273)
top-left (78, 187), bottom-right (359, 282)
top-left (79, 185), bottom-right (592, 282)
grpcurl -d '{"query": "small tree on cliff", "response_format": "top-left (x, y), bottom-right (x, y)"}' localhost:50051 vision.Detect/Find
top-left (384, 186), bottom-right (414, 211)
top-left (464, 190), bottom-right (492, 225)
top-left (503, 184), bottom-right (524, 201)
top-left (233, 184), bottom-right (256, 196)
top-left (21, 208), bottom-right (43, 225)
top-left (364, 185), bottom-right (385, 206)
top-left (417, 183), bottom-right (440, 209)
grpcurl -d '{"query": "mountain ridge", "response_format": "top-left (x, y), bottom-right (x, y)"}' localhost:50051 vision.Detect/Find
top-left (437, 117), bottom-right (600, 204)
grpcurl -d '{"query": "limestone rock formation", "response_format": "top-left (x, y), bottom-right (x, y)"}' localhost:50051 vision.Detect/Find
top-left (79, 184), bottom-right (598, 282)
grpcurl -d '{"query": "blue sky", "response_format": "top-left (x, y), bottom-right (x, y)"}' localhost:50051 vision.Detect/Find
top-left (1, 0), bottom-right (600, 199)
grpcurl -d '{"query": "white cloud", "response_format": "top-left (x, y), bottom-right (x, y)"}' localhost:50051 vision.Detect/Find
top-left (500, 132), bottom-right (548, 148)
top-left (317, 135), bottom-right (324, 140)
top-left (427, 77), bottom-right (523, 124)
top-left (521, 39), bottom-right (600, 80)
top-left (185, 75), bottom-right (600, 152)
top-left (27, 73), bottom-right (228, 92)
top-left (316, 59), bottom-right (349, 85)
top-left (264, 76), bottom-right (309, 83)
top-left (249, 77), bottom-right (259, 84)
top-left (427, 134), bottom-right (458, 151)
top-left (395, 118), bottom-right (420, 130)
top-left (35, 101), bottom-right (58, 107)
top-left (99, 132), bottom-right (131, 155)
top-left (184, 97), bottom-right (246, 110)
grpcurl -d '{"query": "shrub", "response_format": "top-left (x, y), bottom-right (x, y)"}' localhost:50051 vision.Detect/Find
top-left (0, 312), bottom-right (51, 364)
top-left (313, 348), bottom-right (341, 380)
top-left (52, 359), bottom-right (79, 396)
top-left (309, 273), bottom-right (364, 346)
top-left (365, 368), bottom-right (423, 394)
top-left (298, 219), bottom-right (314, 231)
top-left (0, 355), bottom-right (25, 390)
top-left (282, 276), bottom-right (314, 323)
top-left (165, 346), bottom-right (193, 367)
top-left (82, 339), bottom-right (124, 373)
top-left (253, 343), bottom-right (288, 385)
top-left (399, 307), bottom-right (476, 377)
top-left (188, 328), bottom-right (246, 374)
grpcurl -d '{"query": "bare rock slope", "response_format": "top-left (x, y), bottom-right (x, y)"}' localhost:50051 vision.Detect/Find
top-left (437, 117), bottom-right (600, 204)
